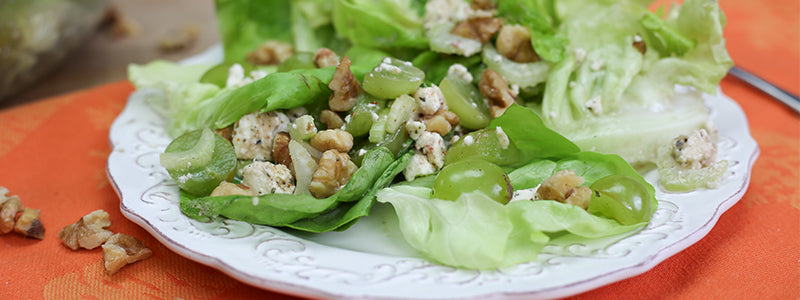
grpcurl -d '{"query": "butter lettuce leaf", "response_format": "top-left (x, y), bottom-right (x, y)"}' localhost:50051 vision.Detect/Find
top-left (531, 0), bottom-right (732, 165)
top-left (377, 104), bottom-right (656, 269)
top-left (182, 146), bottom-right (411, 232)
top-left (332, 0), bottom-right (428, 50)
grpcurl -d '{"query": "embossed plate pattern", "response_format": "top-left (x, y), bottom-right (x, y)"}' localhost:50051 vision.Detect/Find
top-left (107, 45), bottom-right (758, 299)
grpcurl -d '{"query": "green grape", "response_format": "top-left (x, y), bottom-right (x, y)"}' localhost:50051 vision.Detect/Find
top-left (345, 94), bottom-right (386, 137)
top-left (588, 175), bottom-right (654, 225)
top-left (345, 110), bottom-right (375, 137)
top-left (362, 57), bottom-right (425, 99)
top-left (439, 73), bottom-right (490, 129)
top-left (199, 61), bottom-right (255, 87)
top-left (278, 52), bottom-right (316, 72)
top-left (160, 128), bottom-right (237, 196)
top-left (445, 128), bottom-right (521, 166)
top-left (432, 159), bottom-right (511, 204)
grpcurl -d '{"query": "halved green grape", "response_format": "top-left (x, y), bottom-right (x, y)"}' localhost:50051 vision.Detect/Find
top-left (199, 61), bottom-right (255, 87)
top-left (588, 175), bottom-right (654, 225)
top-left (278, 52), bottom-right (316, 72)
top-left (344, 94), bottom-right (386, 137)
top-left (445, 128), bottom-right (521, 166)
top-left (362, 57), bottom-right (425, 99)
top-left (345, 110), bottom-right (375, 137)
top-left (432, 159), bottom-right (511, 204)
top-left (439, 72), bottom-right (491, 130)
top-left (160, 128), bottom-right (237, 196)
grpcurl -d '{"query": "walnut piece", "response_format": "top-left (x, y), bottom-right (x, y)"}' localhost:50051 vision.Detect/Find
top-left (246, 41), bottom-right (294, 65)
top-left (310, 129), bottom-right (354, 153)
top-left (632, 34), bottom-right (646, 54)
top-left (470, 0), bottom-right (496, 10)
top-left (0, 193), bottom-right (22, 234)
top-left (102, 233), bottom-right (153, 275)
top-left (536, 170), bottom-right (592, 210)
top-left (210, 182), bottom-right (256, 197)
top-left (272, 132), bottom-right (292, 167)
top-left (314, 48), bottom-right (340, 68)
top-left (328, 56), bottom-right (360, 112)
top-left (214, 126), bottom-right (233, 142)
top-left (422, 110), bottom-right (460, 135)
top-left (14, 208), bottom-right (44, 239)
top-left (320, 109), bottom-right (345, 130)
top-left (309, 150), bottom-right (358, 198)
top-left (451, 17), bottom-right (502, 43)
top-left (479, 69), bottom-right (517, 118)
top-left (158, 25), bottom-right (199, 53)
top-left (496, 25), bottom-right (539, 63)
top-left (58, 210), bottom-right (113, 250)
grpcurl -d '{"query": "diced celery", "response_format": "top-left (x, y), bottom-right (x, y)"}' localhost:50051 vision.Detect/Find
top-left (385, 94), bottom-right (417, 134)
top-left (289, 140), bottom-right (318, 194)
top-left (288, 115), bottom-right (318, 140)
top-left (369, 108), bottom-right (389, 143)
top-left (657, 145), bottom-right (728, 191)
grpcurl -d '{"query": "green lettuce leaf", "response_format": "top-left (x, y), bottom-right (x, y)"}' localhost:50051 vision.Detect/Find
top-left (533, 0), bottom-right (732, 165)
top-left (214, 0), bottom-right (293, 61)
top-left (182, 146), bottom-right (409, 231)
top-left (332, 0), bottom-right (428, 50)
top-left (198, 67), bottom-right (336, 129)
top-left (127, 61), bottom-right (220, 136)
top-left (496, 0), bottom-right (565, 62)
top-left (376, 105), bottom-right (656, 269)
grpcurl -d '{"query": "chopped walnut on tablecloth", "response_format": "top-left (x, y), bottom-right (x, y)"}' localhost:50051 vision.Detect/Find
top-left (58, 209), bottom-right (113, 250)
top-left (0, 188), bottom-right (22, 234)
top-left (14, 208), bottom-right (44, 239)
top-left (1, 186), bottom-right (44, 239)
top-left (102, 233), bottom-right (154, 275)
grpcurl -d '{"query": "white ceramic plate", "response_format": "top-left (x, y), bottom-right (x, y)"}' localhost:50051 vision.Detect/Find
top-left (107, 45), bottom-right (758, 299)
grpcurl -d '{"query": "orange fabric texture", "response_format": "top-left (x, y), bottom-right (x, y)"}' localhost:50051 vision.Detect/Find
top-left (0, 0), bottom-right (797, 299)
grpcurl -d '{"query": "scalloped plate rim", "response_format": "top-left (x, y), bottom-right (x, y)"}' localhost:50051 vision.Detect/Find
top-left (107, 44), bottom-right (759, 300)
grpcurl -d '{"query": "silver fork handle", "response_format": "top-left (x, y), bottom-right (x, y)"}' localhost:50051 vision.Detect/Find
top-left (728, 66), bottom-right (800, 113)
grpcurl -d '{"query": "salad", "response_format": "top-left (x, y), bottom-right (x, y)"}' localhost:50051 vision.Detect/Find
top-left (127, 0), bottom-right (732, 269)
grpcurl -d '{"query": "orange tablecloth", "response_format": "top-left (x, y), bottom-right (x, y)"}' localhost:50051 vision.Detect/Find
top-left (1, 1), bottom-right (798, 299)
